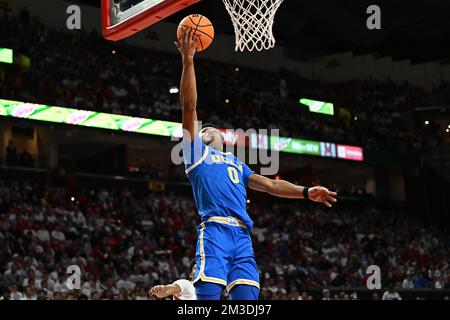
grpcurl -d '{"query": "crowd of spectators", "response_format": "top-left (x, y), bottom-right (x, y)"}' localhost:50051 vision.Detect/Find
top-left (0, 180), bottom-right (448, 300)
top-left (0, 9), bottom-right (447, 153)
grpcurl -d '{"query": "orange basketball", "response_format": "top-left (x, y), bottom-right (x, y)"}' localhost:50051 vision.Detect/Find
top-left (177, 14), bottom-right (214, 52)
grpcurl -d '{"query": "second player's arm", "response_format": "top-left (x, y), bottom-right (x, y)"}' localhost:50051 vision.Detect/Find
top-left (248, 174), bottom-right (337, 207)
top-left (150, 283), bottom-right (182, 299)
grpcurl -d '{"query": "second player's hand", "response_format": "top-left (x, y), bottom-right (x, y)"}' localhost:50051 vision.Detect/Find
top-left (175, 27), bottom-right (199, 62)
top-left (308, 186), bottom-right (337, 207)
top-left (150, 285), bottom-right (168, 299)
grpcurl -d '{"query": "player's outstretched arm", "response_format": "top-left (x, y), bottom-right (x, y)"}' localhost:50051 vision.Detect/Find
top-left (248, 174), bottom-right (337, 207)
top-left (175, 28), bottom-right (200, 142)
top-left (149, 283), bottom-right (182, 299)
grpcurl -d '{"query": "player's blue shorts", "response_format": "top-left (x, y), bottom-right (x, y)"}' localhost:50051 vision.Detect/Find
top-left (193, 216), bottom-right (260, 293)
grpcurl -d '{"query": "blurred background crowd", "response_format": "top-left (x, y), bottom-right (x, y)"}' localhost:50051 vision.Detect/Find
top-left (0, 180), bottom-right (448, 300)
top-left (0, 9), bottom-right (448, 153)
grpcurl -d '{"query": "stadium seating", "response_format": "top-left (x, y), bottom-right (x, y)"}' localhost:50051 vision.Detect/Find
top-left (0, 9), bottom-right (446, 152)
top-left (0, 180), bottom-right (448, 300)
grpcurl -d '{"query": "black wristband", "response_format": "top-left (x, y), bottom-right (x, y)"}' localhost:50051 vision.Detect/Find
top-left (303, 187), bottom-right (310, 200)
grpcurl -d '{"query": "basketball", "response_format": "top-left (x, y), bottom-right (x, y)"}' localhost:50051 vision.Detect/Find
top-left (177, 14), bottom-right (215, 52)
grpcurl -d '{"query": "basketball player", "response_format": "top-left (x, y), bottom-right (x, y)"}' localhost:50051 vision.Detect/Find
top-left (149, 264), bottom-right (197, 300)
top-left (175, 28), bottom-right (337, 300)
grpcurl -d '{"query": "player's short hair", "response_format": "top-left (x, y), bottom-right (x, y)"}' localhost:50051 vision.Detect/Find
top-left (199, 123), bottom-right (223, 146)
top-left (201, 123), bottom-right (219, 130)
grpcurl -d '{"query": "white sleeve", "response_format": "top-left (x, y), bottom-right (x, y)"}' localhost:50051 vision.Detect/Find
top-left (173, 279), bottom-right (196, 300)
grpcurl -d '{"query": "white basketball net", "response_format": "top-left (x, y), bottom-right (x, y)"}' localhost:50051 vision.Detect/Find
top-left (222, 0), bottom-right (284, 52)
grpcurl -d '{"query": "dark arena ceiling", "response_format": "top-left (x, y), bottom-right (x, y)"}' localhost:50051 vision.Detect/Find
top-left (68, 0), bottom-right (450, 63)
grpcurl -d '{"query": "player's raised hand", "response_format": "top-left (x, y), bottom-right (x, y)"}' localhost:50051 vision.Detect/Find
top-left (175, 27), bottom-right (199, 61)
top-left (308, 186), bottom-right (337, 207)
top-left (150, 285), bottom-right (168, 299)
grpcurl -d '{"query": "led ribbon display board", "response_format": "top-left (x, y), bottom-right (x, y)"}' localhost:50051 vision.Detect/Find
top-left (300, 98), bottom-right (334, 116)
top-left (0, 48), bottom-right (13, 64)
top-left (0, 99), bottom-right (364, 161)
top-left (270, 136), bottom-right (321, 156)
top-left (0, 99), bottom-right (183, 137)
top-left (337, 145), bottom-right (364, 161)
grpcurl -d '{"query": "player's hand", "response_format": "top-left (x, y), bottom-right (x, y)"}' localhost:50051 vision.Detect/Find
top-left (175, 27), bottom-right (199, 62)
top-left (150, 285), bottom-right (168, 299)
top-left (308, 186), bottom-right (337, 207)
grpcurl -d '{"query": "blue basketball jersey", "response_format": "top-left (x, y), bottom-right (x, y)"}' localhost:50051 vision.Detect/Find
top-left (183, 135), bottom-right (254, 229)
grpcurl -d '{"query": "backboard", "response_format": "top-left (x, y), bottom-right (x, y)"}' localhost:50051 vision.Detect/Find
top-left (102, 0), bottom-right (201, 41)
